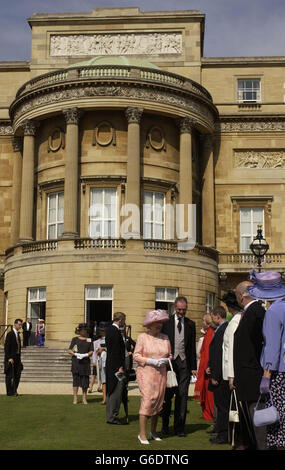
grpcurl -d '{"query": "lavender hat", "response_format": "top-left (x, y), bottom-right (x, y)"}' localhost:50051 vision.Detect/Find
top-left (143, 309), bottom-right (169, 327)
top-left (247, 270), bottom-right (285, 301)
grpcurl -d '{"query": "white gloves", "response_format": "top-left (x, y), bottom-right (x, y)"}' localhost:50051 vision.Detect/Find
top-left (74, 353), bottom-right (89, 360)
top-left (146, 357), bottom-right (169, 368)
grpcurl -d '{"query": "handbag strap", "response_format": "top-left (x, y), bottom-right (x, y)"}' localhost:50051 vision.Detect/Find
top-left (168, 358), bottom-right (174, 372)
top-left (256, 390), bottom-right (273, 410)
top-left (230, 389), bottom-right (238, 410)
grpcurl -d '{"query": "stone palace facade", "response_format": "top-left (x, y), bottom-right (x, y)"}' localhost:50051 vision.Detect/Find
top-left (0, 8), bottom-right (284, 346)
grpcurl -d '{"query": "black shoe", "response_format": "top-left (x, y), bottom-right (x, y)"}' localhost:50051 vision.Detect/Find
top-left (161, 427), bottom-right (170, 436)
top-left (210, 436), bottom-right (229, 444)
top-left (175, 430), bottom-right (186, 437)
top-left (107, 419), bottom-right (126, 425)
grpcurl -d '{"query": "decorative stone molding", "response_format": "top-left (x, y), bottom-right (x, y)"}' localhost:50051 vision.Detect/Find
top-left (145, 126), bottom-right (166, 151)
top-left (92, 121), bottom-right (116, 147)
top-left (217, 118), bottom-right (285, 133)
top-left (48, 128), bottom-right (65, 153)
top-left (125, 107), bottom-right (143, 124)
top-left (12, 136), bottom-right (23, 153)
top-left (234, 150), bottom-right (285, 169)
top-left (50, 32), bottom-right (182, 57)
top-left (62, 107), bottom-right (82, 125)
top-left (21, 119), bottom-right (38, 136)
top-left (177, 116), bottom-right (196, 134)
top-left (0, 122), bottom-right (13, 135)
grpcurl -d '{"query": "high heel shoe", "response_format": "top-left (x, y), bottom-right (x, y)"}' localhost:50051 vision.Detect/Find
top-left (138, 435), bottom-right (149, 445)
top-left (149, 432), bottom-right (162, 441)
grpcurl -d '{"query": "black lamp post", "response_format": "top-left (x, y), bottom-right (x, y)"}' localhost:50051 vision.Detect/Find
top-left (249, 225), bottom-right (269, 272)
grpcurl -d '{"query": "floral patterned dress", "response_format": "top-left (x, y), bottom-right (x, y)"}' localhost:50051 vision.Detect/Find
top-left (134, 331), bottom-right (171, 416)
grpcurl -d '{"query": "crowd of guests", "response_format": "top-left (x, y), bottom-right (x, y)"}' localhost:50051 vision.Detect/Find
top-left (4, 270), bottom-right (285, 451)
top-left (194, 270), bottom-right (285, 451)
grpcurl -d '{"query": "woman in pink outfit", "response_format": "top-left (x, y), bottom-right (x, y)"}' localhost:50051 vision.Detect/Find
top-left (134, 309), bottom-right (172, 444)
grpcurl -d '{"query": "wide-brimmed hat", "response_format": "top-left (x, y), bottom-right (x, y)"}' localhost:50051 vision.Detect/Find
top-left (143, 309), bottom-right (169, 327)
top-left (218, 290), bottom-right (242, 311)
top-left (247, 270), bottom-right (285, 301)
top-left (98, 321), bottom-right (109, 331)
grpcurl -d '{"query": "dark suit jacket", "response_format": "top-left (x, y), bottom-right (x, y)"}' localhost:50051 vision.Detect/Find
top-left (162, 315), bottom-right (197, 372)
top-left (208, 321), bottom-right (228, 390)
top-left (105, 324), bottom-right (126, 395)
top-left (4, 330), bottom-right (22, 374)
top-left (233, 300), bottom-right (265, 402)
top-left (22, 322), bottom-right (32, 331)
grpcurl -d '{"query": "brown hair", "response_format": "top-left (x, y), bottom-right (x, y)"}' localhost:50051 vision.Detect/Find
top-left (113, 312), bottom-right (126, 322)
top-left (211, 306), bottom-right (227, 319)
top-left (174, 296), bottom-right (188, 306)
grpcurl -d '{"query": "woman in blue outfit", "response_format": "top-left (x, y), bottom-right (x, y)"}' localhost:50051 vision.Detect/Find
top-left (248, 270), bottom-right (285, 450)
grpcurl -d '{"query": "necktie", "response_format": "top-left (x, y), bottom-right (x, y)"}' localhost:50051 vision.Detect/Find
top-left (177, 317), bottom-right (182, 334)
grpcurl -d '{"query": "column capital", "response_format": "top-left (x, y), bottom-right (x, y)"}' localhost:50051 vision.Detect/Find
top-left (63, 107), bottom-right (83, 125)
top-left (176, 116), bottom-right (196, 134)
top-left (21, 119), bottom-right (38, 137)
top-left (12, 136), bottom-right (23, 153)
top-left (125, 107), bottom-right (143, 124)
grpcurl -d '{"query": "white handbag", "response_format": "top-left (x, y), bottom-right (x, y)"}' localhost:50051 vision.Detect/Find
top-left (166, 359), bottom-right (178, 388)
top-left (229, 389), bottom-right (239, 423)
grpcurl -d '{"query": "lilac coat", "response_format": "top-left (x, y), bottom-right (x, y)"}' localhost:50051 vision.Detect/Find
top-left (260, 299), bottom-right (285, 372)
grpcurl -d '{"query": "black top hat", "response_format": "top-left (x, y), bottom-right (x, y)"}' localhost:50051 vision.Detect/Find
top-left (218, 290), bottom-right (242, 311)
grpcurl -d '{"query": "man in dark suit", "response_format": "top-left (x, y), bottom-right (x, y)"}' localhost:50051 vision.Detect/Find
top-left (22, 320), bottom-right (32, 348)
top-left (105, 312), bottom-right (127, 425)
top-left (207, 306), bottom-right (230, 444)
top-left (4, 319), bottom-right (23, 396)
top-left (161, 296), bottom-right (197, 437)
top-left (233, 280), bottom-right (266, 450)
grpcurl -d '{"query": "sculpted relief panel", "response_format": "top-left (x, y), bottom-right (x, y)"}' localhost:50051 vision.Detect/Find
top-left (50, 32), bottom-right (182, 56)
top-left (234, 150), bottom-right (285, 169)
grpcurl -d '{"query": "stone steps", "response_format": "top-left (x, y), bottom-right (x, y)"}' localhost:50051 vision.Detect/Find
top-left (0, 347), bottom-right (73, 383)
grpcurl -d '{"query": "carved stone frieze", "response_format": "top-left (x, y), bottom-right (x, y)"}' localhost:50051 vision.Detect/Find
top-left (218, 119), bottom-right (285, 133)
top-left (0, 122), bottom-right (13, 135)
top-left (234, 150), bottom-right (285, 169)
top-left (50, 32), bottom-right (182, 57)
top-left (12, 84), bottom-right (214, 130)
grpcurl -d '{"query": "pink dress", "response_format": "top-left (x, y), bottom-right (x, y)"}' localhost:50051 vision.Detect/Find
top-left (134, 331), bottom-right (171, 416)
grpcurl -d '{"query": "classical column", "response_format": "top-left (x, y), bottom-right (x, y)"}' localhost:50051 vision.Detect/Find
top-left (62, 108), bottom-right (82, 239)
top-left (19, 120), bottom-right (37, 243)
top-left (201, 134), bottom-right (215, 247)
top-left (124, 107), bottom-right (143, 238)
top-left (177, 117), bottom-right (195, 234)
top-left (10, 136), bottom-right (23, 246)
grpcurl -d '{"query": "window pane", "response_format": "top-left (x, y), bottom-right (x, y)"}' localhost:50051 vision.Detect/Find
top-left (156, 288), bottom-right (165, 301)
top-left (86, 286), bottom-right (99, 299)
top-left (253, 208), bottom-right (263, 223)
top-left (29, 288), bottom-right (38, 301)
top-left (48, 224), bottom-right (56, 240)
top-left (166, 288), bottom-right (177, 301)
top-left (57, 223), bottom-right (63, 238)
top-left (240, 221), bottom-right (251, 235)
top-left (154, 223), bottom-right (163, 239)
top-left (241, 236), bottom-right (251, 252)
top-left (240, 208), bottom-right (251, 222)
top-left (143, 222), bottom-right (152, 239)
top-left (100, 286), bottom-right (112, 299)
top-left (39, 288), bottom-right (46, 300)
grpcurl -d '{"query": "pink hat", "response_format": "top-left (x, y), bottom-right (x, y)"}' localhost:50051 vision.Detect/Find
top-left (143, 309), bottom-right (169, 327)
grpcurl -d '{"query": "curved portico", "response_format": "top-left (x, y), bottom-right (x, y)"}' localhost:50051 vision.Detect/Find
top-left (4, 57), bottom-right (219, 346)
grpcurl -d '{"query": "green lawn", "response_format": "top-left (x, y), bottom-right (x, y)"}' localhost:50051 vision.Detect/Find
top-left (0, 394), bottom-right (231, 451)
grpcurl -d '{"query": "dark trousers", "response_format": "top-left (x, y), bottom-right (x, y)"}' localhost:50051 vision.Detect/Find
top-left (162, 356), bottom-right (190, 433)
top-left (5, 356), bottom-right (22, 396)
top-left (213, 379), bottom-right (231, 440)
top-left (106, 377), bottom-right (126, 423)
top-left (23, 331), bottom-right (31, 347)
